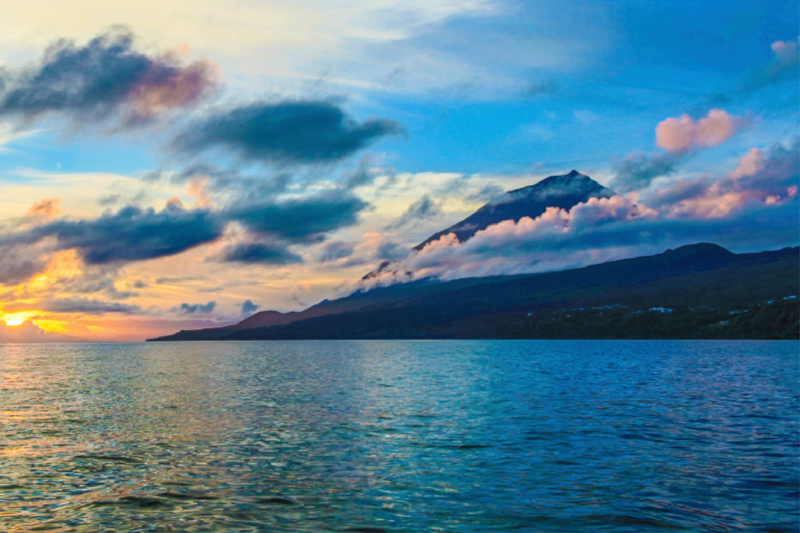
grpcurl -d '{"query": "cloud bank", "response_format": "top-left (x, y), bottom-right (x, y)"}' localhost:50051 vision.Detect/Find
top-left (363, 140), bottom-right (799, 286)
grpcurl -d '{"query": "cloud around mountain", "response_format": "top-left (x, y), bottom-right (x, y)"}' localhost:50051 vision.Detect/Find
top-left (363, 140), bottom-right (799, 285)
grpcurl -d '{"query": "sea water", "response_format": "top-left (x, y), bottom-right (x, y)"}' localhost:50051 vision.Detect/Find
top-left (0, 340), bottom-right (797, 532)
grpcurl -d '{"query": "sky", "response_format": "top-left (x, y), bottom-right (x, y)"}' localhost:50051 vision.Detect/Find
top-left (0, 0), bottom-right (797, 342)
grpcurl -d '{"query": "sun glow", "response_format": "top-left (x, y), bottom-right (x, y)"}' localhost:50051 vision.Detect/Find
top-left (5, 319), bottom-right (25, 326)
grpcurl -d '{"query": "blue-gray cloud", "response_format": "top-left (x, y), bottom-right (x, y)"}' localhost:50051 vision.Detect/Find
top-left (180, 301), bottom-right (216, 314)
top-left (320, 240), bottom-right (356, 262)
top-left (385, 194), bottom-right (442, 230)
top-left (220, 242), bottom-right (302, 265)
top-left (0, 27), bottom-right (218, 129)
top-left (0, 203), bottom-right (224, 266)
top-left (240, 299), bottom-right (260, 314)
top-left (227, 190), bottom-right (369, 242)
top-left (40, 297), bottom-right (142, 315)
top-left (171, 100), bottom-right (403, 165)
top-left (610, 152), bottom-right (685, 192)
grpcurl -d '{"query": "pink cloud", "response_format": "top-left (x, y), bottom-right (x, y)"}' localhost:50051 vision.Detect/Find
top-left (129, 58), bottom-right (220, 125)
top-left (656, 115), bottom-right (696, 152)
top-left (659, 145), bottom-right (797, 219)
top-left (770, 37), bottom-right (799, 75)
top-left (656, 109), bottom-right (748, 152)
top-left (730, 147), bottom-right (764, 179)
top-left (360, 142), bottom-right (797, 287)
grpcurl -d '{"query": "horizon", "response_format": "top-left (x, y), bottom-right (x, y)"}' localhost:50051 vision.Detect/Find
top-left (0, 0), bottom-right (797, 342)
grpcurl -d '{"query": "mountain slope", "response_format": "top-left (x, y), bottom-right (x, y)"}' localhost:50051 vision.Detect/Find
top-left (170, 244), bottom-right (799, 341)
top-left (153, 170), bottom-right (616, 341)
top-left (414, 169), bottom-right (614, 250)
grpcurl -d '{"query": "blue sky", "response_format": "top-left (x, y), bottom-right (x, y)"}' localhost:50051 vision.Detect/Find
top-left (0, 0), bottom-right (796, 341)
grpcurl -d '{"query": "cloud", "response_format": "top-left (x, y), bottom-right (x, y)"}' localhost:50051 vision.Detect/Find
top-left (0, 202), bottom-right (224, 269)
top-left (179, 301), bottom-right (216, 314)
top-left (318, 233), bottom-right (409, 268)
top-left (227, 190), bottom-right (369, 242)
top-left (171, 100), bottom-right (403, 165)
top-left (240, 299), bottom-right (260, 315)
top-left (385, 194), bottom-right (442, 230)
top-left (339, 155), bottom-right (384, 190)
top-left (656, 109), bottom-right (748, 152)
top-left (0, 27), bottom-right (219, 129)
top-left (376, 239), bottom-right (409, 261)
top-left (53, 271), bottom-right (138, 300)
top-left (219, 241), bottom-right (302, 264)
top-left (155, 275), bottom-right (203, 284)
top-left (465, 184), bottom-right (505, 203)
top-left (26, 198), bottom-right (61, 220)
top-left (36, 297), bottom-right (143, 314)
top-left (741, 37), bottom-right (800, 93)
top-left (654, 139), bottom-right (799, 219)
top-left (320, 240), bottom-right (356, 262)
top-left (0, 244), bottom-right (51, 286)
top-left (610, 152), bottom-right (684, 192)
top-left (362, 140), bottom-right (799, 285)
top-left (0, 320), bottom-right (73, 343)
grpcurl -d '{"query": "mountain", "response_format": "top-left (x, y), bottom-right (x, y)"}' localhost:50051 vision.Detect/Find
top-left (154, 170), bottom-right (617, 341)
top-left (414, 169), bottom-right (614, 250)
top-left (149, 244), bottom-right (800, 341)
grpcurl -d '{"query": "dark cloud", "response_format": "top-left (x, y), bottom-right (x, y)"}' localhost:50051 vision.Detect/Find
top-left (219, 241), bottom-right (302, 265)
top-left (0, 27), bottom-right (218, 129)
top-left (171, 100), bottom-right (404, 165)
top-left (180, 301), bottom-right (216, 314)
top-left (227, 190), bottom-right (368, 242)
top-left (320, 240), bottom-right (356, 262)
top-left (385, 194), bottom-right (442, 230)
top-left (1, 203), bottom-right (224, 266)
top-left (610, 152), bottom-right (685, 192)
top-left (240, 299), bottom-right (260, 315)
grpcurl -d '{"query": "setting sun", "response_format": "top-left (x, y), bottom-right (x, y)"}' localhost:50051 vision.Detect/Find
top-left (4, 319), bottom-right (25, 326)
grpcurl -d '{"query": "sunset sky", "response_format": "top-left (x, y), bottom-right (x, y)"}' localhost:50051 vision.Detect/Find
top-left (0, 0), bottom-right (797, 342)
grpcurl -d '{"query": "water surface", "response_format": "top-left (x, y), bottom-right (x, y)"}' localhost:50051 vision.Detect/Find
top-left (0, 341), bottom-right (797, 532)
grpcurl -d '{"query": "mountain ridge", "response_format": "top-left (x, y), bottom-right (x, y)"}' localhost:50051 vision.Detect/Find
top-left (413, 169), bottom-right (614, 250)
top-left (148, 243), bottom-right (800, 341)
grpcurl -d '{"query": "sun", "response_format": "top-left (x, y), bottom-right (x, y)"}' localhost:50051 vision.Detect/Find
top-left (4, 319), bottom-right (25, 327)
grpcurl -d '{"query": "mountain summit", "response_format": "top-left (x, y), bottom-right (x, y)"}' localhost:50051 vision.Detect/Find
top-left (414, 170), bottom-right (614, 250)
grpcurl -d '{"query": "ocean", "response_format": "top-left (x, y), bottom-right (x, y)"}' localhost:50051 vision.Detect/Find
top-left (0, 340), bottom-right (797, 532)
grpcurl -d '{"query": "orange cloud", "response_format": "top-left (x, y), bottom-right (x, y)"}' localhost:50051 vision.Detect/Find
top-left (26, 198), bottom-right (61, 220)
top-left (188, 176), bottom-right (216, 208)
